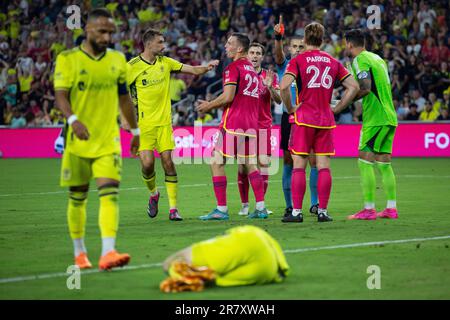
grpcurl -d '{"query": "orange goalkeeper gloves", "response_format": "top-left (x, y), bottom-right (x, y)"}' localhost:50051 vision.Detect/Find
top-left (160, 261), bottom-right (216, 293)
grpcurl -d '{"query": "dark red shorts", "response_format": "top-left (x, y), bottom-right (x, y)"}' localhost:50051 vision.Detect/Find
top-left (288, 125), bottom-right (335, 155)
top-left (213, 129), bottom-right (257, 158)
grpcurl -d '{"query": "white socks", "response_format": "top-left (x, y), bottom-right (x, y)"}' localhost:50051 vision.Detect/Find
top-left (255, 201), bottom-right (265, 211)
top-left (217, 206), bottom-right (228, 213)
top-left (101, 237), bottom-right (116, 256)
top-left (387, 200), bottom-right (397, 209)
top-left (364, 202), bottom-right (375, 210)
top-left (73, 238), bottom-right (87, 257)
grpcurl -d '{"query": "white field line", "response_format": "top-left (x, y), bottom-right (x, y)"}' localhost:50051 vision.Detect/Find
top-left (1, 175), bottom-right (449, 198)
top-left (1, 235), bottom-right (449, 285)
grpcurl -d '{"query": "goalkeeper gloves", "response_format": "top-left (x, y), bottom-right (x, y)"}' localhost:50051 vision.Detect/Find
top-left (160, 261), bottom-right (216, 293)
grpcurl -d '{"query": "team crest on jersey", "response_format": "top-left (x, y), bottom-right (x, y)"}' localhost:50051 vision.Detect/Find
top-left (160, 66), bottom-right (164, 72)
top-left (78, 81), bottom-right (85, 91)
top-left (79, 69), bottom-right (87, 75)
top-left (358, 71), bottom-right (369, 79)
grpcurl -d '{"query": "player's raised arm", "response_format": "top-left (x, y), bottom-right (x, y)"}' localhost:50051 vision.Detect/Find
top-left (280, 73), bottom-right (296, 114)
top-left (274, 15), bottom-right (286, 65)
top-left (332, 75), bottom-right (360, 114)
top-left (180, 60), bottom-right (220, 76)
top-left (263, 70), bottom-right (282, 104)
top-left (196, 84), bottom-right (236, 113)
top-left (55, 90), bottom-right (90, 140)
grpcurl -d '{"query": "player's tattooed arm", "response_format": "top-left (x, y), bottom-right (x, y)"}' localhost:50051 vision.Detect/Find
top-left (280, 73), bottom-right (296, 113)
top-left (354, 71), bottom-right (372, 100)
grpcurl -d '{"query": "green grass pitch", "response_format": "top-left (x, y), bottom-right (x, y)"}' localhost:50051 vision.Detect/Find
top-left (0, 158), bottom-right (449, 299)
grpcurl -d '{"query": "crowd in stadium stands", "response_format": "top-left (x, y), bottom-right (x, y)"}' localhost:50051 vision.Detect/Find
top-left (0, 0), bottom-right (449, 128)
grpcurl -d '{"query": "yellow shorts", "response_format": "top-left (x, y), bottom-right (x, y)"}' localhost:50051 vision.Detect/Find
top-left (60, 152), bottom-right (122, 187)
top-left (191, 226), bottom-right (287, 287)
top-left (139, 124), bottom-right (175, 153)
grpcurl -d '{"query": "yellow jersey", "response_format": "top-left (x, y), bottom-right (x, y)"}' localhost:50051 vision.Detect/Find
top-left (53, 45), bottom-right (128, 158)
top-left (127, 55), bottom-right (183, 130)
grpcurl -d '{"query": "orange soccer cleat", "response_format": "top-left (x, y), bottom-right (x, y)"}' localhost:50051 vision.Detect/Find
top-left (75, 252), bottom-right (92, 269)
top-left (98, 250), bottom-right (130, 271)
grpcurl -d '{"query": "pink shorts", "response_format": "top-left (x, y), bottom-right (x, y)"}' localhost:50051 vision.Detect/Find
top-left (257, 128), bottom-right (272, 156)
top-left (213, 129), bottom-right (257, 158)
top-left (288, 125), bottom-right (335, 155)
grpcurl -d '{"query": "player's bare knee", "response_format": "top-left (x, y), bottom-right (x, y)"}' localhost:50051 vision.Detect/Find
top-left (359, 151), bottom-right (375, 162)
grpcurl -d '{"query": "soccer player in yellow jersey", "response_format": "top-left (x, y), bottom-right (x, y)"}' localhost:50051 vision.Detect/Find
top-left (54, 9), bottom-right (140, 271)
top-left (127, 29), bottom-right (218, 221)
top-left (161, 225), bottom-right (289, 290)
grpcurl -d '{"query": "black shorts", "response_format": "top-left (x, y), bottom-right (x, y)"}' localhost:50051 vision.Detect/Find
top-left (280, 112), bottom-right (292, 151)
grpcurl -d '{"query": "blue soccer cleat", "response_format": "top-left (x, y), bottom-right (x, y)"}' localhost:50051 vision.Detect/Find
top-left (247, 208), bottom-right (268, 219)
top-left (199, 208), bottom-right (229, 221)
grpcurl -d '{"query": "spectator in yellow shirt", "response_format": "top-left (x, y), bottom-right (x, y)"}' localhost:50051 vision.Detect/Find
top-left (419, 101), bottom-right (439, 121)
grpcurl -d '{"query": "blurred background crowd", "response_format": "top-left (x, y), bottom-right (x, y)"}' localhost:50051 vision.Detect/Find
top-left (0, 0), bottom-right (449, 128)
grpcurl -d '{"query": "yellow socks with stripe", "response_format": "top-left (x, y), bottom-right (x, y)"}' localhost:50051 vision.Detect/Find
top-left (98, 185), bottom-right (119, 255)
top-left (376, 161), bottom-right (397, 209)
top-left (165, 174), bottom-right (178, 209)
top-left (358, 159), bottom-right (376, 209)
top-left (143, 172), bottom-right (157, 194)
top-left (67, 191), bottom-right (88, 257)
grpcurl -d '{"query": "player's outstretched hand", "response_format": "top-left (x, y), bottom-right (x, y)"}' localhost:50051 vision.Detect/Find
top-left (207, 60), bottom-right (220, 71)
top-left (130, 135), bottom-right (140, 157)
top-left (196, 99), bottom-right (211, 113)
top-left (72, 120), bottom-right (90, 140)
top-left (262, 70), bottom-right (275, 88)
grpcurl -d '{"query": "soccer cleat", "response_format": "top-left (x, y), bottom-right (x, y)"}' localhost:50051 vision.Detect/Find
top-left (267, 209), bottom-right (273, 215)
top-left (98, 250), bottom-right (130, 271)
top-left (75, 252), bottom-right (92, 269)
top-left (237, 205), bottom-right (249, 216)
top-left (318, 211), bottom-right (333, 222)
top-left (281, 212), bottom-right (303, 223)
top-left (283, 207), bottom-right (293, 218)
top-left (248, 208), bottom-right (268, 219)
top-left (169, 209), bottom-right (183, 221)
top-left (377, 208), bottom-right (398, 219)
top-left (309, 204), bottom-right (319, 215)
top-left (347, 208), bottom-right (377, 220)
top-left (199, 208), bottom-right (229, 221)
top-left (147, 191), bottom-right (160, 218)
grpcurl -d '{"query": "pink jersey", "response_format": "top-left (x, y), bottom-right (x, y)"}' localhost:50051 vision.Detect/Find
top-left (286, 49), bottom-right (350, 128)
top-left (258, 69), bottom-right (279, 129)
top-left (220, 57), bottom-right (261, 136)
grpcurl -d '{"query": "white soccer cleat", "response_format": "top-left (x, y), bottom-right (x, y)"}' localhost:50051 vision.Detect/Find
top-left (238, 206), bottom-right (249, 216)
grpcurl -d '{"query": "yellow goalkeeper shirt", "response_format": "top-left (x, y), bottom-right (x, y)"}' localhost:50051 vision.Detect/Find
top-left (53, 45), bottom-right (128, 158)
top-left (127, 55), bottom-right (183, 130)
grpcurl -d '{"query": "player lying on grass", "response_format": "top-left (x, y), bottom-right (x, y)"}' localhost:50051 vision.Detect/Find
top-left (333, 29), bottom-right (399, 220)
top-left (236, 42), bottom-right (282, 216)
top-left (160, 225), bottom-right (290, 292)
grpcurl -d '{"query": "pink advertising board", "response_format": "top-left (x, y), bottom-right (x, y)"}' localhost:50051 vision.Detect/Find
top-left (0, 123), bottom-right (449, 158)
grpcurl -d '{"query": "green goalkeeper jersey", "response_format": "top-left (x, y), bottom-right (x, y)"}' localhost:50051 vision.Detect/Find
top-left (351, 50), bottom-right (398, 127)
